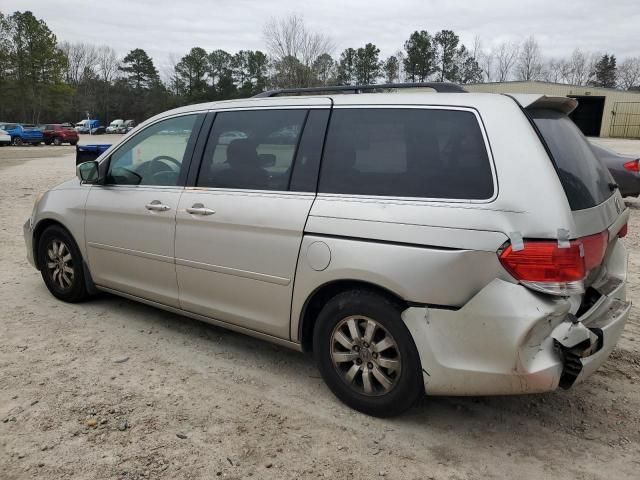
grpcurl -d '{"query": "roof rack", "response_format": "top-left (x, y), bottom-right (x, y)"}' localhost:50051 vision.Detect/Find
top-left (253, 82), bottom-right (467, 98)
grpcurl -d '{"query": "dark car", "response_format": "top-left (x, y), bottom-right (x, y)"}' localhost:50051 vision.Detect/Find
top-left (43, 124), bottom-right (79, 146)
top-left (590, 143), bottom-right (640, 197)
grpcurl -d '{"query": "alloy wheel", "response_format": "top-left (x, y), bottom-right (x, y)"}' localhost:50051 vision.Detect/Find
top-left (330, 315), bottom-right (402, 396)
top-left (45, 239), bottom-right (75, 290)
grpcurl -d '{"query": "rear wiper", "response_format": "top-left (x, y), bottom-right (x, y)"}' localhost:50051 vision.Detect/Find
top-left (608, 183), bottom-right (619, 192)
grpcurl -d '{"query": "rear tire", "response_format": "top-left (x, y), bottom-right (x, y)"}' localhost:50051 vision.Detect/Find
top-left (313, 289), bottom-right (423, 417)
top-left (70, 141), bottom-right (77, 146)
top-left (37, 225), bottom-right (89, 303)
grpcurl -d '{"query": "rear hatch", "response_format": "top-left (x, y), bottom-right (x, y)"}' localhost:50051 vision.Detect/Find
top-left (501, 95), bottom-right (628, 298)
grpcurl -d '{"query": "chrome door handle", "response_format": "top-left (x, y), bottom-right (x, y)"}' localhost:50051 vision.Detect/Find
top-left (186, 203), bottom-right (215, 216)
top-left (145, 200), bottom-right (171, 212)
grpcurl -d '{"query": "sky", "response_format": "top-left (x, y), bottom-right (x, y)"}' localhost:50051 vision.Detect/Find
top-left (4, 0), bottom-right (639, 76)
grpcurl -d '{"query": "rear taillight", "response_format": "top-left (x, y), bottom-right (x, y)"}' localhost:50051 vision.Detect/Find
top-left (623, 159), bottom-right (640, 172)
top-left (498, 231), bottom-right (608, 296)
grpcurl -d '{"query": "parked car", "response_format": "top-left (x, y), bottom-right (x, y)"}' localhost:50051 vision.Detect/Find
top-left (43, 124), bottom-right (79, 146)
top-left (24, 85), bottom-right (631, 417)
top-left (590, 142), bottom-right (640, 197)
top-left (0, 123), bottom-right (43, 145)
top-left (0, 128), bottom-right (10, 146)
top-left (106, 119), bottom-right (124, 133)
top-left (115, 119), bottom-right (136, 134)
top-left (75, 119), bottom-right (104, 134)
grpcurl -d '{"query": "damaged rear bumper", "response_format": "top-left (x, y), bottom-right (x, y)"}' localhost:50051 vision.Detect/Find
top-left (402, 243), bottom-right (630, 396)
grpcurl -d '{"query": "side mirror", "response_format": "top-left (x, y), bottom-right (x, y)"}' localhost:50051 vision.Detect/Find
top-left (77, 161), bottom-right (99, 184)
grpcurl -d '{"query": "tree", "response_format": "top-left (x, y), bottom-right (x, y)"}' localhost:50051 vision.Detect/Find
top-left (354, 43), bottom-right (381, 84)
top-left (383, 56), bottom-right (400, 83)
top-left (434, 30), bottom-right (459, 82)
top-left (618, 57), bottom-right (640, 90)
top-left (516, 36), bottom-right (543, 81)
top-left (495, 42), bottom-right (519, 81)
top-left (263, 14), bottom-right (334, 87)
top-left (119, 48), bottom-right (159, 89)
top-left (336, 48), bottom-right (357, 85)
top-left (403, 30), bottom-right (437, 82)
top-left (175, 47), bottom-right (209, 99)
top-left (456, 46), bottom-right (483, 84)
top-left (59, 42), bottom-right (98, 85)
top-left (313, 53), bottom-right (336, 85)
top-left (5, 11), bottom-right (68, 122)
top-left (591, 53), bottom-right (617, 88)
top-left (233, 50), bottom-right (268, 95)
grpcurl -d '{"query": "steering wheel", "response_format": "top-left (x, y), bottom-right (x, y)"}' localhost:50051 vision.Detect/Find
top-left (149, 155), bottom-right (181, 170)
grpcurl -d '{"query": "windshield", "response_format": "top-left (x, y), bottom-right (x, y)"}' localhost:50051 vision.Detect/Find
top-left (529, 109), bottom-right (613, 211)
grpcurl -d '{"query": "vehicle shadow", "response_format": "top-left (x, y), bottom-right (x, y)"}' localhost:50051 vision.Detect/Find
top-left (86, 290), bottom-right (637, 448)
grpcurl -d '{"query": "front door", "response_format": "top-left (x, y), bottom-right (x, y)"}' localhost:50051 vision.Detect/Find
top-left (175, 108), bottom-right (329, 339)
top-left (85, 113), bottom-right (201, 307)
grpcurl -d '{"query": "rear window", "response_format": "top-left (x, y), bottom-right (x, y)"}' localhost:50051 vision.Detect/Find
top-left (529, 109), bottom-right (613, 210)
top-left (318, 108), bottom-right (494, 200)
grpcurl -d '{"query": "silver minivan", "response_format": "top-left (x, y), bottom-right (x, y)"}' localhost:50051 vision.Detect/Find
top-left (24, 84), bottom-right (631, 417)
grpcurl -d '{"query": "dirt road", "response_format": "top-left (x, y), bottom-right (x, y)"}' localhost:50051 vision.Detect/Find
top-left (1, 142), bottom-right (639, 479)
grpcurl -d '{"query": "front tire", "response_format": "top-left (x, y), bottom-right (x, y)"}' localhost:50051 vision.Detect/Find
top-left (12, 137), bottom-right (23, 146)
top-left (53, 137), bottom-right (62, 146)
top-left (313, 290), bottom-right (423, 417)
top-left (37, 225), bottom-right (89, 303)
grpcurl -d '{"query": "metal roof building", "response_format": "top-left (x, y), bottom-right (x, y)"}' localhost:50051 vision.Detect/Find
top-left (464, 81), bottom-right (640, 138)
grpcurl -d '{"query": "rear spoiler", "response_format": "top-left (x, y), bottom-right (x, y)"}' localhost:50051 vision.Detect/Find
top-left (507, 94), bottom-right (578, 115)
top-left (76, 144), bottom-right (111, 165)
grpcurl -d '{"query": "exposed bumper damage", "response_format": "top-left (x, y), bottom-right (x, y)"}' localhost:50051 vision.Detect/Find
top-left (402, 242), bottom-right (630, 396)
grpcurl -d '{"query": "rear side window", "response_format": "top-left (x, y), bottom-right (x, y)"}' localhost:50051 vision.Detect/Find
top-left (197, 109), bottom-right (307, 191)
top-left (529, 109), bottom-right (613, 210)
top-left (318, 108), bottom-right (493, 200)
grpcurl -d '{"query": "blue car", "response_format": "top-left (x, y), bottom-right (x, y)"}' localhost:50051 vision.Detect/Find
top-left (0, 123), bottom-right (44, 146)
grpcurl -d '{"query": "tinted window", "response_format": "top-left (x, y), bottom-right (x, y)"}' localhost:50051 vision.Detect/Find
top-left (318, 109), bottom-right (493, 199)
top-left (530, 109), bottom-right (613, 210)
top-left (107, 114), bottom-right (197, 186)
top-left (197, 109), bottom-right (307, 190)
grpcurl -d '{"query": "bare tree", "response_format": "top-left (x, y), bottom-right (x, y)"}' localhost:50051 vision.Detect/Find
top-left (559, 49), bottom-right (597, 86)
top-left (480, 49), bottom-right (494, 82)
top-left (96, 45), bottom-right (119, 83)
top-left (59, 41), bottom-right (99, 84)
top-left (542, 58), bottom-right (565, 83)
top-left (263, 14), bottom-right (334, 87)
top-left (516, 36), bottom-right (543, 81)
top-left (618, 57), bottom-right (640, 90)
top-left (495, 41), bottom-right (519, 81)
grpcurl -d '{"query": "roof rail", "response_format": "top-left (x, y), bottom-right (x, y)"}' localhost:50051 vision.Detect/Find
top-left (253, 82), bottom-right (467, 98)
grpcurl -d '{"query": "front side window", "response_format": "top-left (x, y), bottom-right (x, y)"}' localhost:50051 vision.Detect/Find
top-left (318, 108), bottom-right (494, 200)
top-left (106, 114), bottom-right (197, 186)
top-left (197, 109), bottom-right (307, 191)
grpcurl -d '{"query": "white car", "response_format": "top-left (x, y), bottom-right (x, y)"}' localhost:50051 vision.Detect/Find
top-left (24, 83), bottom-right (630, 417)
top-left (106, 119), bottom-right (124, 134)
top-left (0, 129), bottom-right (10, 146)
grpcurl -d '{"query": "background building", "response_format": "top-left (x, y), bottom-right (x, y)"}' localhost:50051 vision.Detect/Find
top-left (464, 81), bottom-right (640, 138)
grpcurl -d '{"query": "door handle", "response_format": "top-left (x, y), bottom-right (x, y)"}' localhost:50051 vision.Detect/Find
top-left (186, 203), bottom-right (215, 216)
top-left (145, 200), bottom-right (171, 212)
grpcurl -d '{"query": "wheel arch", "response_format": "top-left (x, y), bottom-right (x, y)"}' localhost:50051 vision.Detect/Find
top-left (298, 279), bottom-right (408, 353)
top-left (33, 217), bottom-right (97, 294)
top-left (33, 218), bottom-right (78, 270)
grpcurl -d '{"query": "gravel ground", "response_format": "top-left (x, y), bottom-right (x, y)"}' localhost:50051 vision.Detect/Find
top-left (0, 139), bottom-right (639, 480)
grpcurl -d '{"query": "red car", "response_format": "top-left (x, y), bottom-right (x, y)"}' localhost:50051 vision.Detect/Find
top-left (43, 124), bottom-right (79, 146)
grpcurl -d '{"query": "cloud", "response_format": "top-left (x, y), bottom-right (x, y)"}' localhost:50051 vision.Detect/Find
top-left (4, 0), bottom-right (639, 66)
